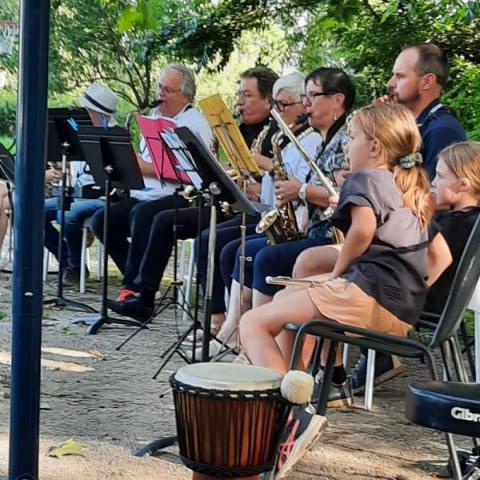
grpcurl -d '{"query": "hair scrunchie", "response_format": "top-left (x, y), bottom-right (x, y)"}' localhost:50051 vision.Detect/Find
top-left (398, 152), bottom-right (423, 169)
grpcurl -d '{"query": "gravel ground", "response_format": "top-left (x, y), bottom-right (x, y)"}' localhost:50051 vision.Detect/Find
top-left (0, 248), bottom-right (469, 479)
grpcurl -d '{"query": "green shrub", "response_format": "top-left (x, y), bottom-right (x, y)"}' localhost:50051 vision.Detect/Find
top-left (443, 60), bottom-right (480, 141)
top-left (0, 92), bottom-right (16, 136)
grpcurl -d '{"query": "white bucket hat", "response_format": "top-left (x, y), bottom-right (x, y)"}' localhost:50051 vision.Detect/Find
top-left (78, 83), bottom-right (118, 116)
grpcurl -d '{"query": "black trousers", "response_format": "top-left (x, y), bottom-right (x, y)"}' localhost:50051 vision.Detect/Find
top-left (135, 203), bottom-right (212, 292)
top-left (90, 194), bottom-right (190, 288)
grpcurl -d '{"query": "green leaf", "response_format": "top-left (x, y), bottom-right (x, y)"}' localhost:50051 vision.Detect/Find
top-left (118, 8), bottom-right (143, 33)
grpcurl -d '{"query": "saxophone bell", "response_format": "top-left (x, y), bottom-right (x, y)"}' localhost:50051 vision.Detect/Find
top-left (182, 185), bottom-right (198, 202)
top-left (255, 126), bottom-right (302, 245)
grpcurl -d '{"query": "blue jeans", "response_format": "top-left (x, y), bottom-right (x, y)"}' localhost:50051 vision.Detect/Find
top-left (44, 197), bottom-right (105, 269)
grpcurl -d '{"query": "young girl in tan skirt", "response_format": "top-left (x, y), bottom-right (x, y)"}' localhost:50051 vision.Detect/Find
top-left (239, 102), bottom-right (452, 479)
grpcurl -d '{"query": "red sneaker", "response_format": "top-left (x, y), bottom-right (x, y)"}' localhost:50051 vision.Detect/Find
top-left (116, 288), bottom-right (136, 302)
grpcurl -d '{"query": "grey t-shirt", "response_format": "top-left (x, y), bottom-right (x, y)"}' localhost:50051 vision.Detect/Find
top-left (332, 168), bottom-right (429, 324)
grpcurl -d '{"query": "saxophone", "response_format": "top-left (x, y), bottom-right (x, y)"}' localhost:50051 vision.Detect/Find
top-left (250, 121), bottom-right (272, 155)
top-left (255, 128), bottom-right (302, 244)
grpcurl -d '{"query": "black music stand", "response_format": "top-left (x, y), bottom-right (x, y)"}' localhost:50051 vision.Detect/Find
top-left (71, 126), bottom-right (146, 334)
top-left (136, 127), bottom-right (257, 457)
top-left (43, 107), bottom-right (97, 313)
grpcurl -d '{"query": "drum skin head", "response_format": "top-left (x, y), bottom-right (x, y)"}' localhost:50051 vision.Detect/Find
top-left (174, 362), bottom-right (282, 391)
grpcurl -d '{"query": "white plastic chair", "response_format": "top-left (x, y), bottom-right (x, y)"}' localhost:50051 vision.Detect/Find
top-left (79, 217), bottom-right (103, 293)
top-left (176, 238), bottom-right (196, 322)
top-left (467, 279), bottom-right (480, 383)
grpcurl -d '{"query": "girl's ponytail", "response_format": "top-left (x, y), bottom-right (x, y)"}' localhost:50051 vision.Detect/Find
top-left (352, 103), bottom-right (431, 229)
top-left (393, 158), bottom-right (431, 230)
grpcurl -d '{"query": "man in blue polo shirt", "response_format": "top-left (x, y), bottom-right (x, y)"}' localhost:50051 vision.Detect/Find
top-left (387, 42), bottom-right (466, 179)
top-left (351, 43), bottom-right (466, 393)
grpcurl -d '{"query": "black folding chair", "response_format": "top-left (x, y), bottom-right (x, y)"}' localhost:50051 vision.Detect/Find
top-left (287, 216), bottom-right (480, 480)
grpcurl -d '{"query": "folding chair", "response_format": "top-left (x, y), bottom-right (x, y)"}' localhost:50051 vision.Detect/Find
top-left (288, 216), bottom-right (480, 480)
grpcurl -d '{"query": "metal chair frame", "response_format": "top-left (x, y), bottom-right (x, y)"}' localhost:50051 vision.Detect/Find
top-left (287, 216), bottom-right (480, 480)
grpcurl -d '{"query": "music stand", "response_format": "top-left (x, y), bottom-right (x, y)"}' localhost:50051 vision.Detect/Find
top-left (152, 127), bottom-right (256, 374)
top-left (201, 95), bottom-right (270, 357)
top-left (43, 107), bottom-right (97, 313)
top-left (136, 127), bottom-right (257, 457)
top-left (71, 126), bottom-right (146, 334)
top-left (199, 94), bottom-right (262, 177)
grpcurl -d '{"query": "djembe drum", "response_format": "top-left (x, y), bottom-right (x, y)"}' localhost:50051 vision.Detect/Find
top-left (170, 363), bottom-right (290, 479)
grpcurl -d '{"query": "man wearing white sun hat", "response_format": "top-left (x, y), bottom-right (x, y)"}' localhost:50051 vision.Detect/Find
top-left (43, 82), bottom-right (118, 287)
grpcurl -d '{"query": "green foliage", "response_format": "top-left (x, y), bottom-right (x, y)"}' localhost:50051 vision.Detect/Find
top-left (0, 91), bottom-right (16, 136)
top-left (197, 24), bottom-right (289, 110)
top-left (0, 0), bottom-right (20, 74)
top-left (297, 0), bottom-right (480, 136)
top-left (48, 0), bottom-right (167, 108)
top-left (443, 61), bottom-right (480, 141)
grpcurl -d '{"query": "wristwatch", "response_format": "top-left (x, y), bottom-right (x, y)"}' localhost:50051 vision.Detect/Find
top-left (298, 183), bottom-right (308, 202)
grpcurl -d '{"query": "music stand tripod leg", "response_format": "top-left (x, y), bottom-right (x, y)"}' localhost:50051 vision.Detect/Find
top-left (149, 190), bottom-right (208, 379)
top-left (72, 173), bottom-right (143, 333)
top-left (43, 143), bottom-right (97, 313)
top-left (134, 436), bottom-right (177, 457)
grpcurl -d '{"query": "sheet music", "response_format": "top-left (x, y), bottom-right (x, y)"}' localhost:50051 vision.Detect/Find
top-left (161, 131), bottom-right (203, 190)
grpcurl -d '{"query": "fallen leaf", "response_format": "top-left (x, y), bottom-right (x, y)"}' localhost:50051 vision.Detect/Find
top-left (88, 349), bottom-right (103, 358)
top-left (48, 438), bottom-right (85, 458)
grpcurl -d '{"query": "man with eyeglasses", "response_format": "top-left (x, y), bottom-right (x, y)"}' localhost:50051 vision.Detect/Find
top-left (90, 64), bottom-right (213, 302)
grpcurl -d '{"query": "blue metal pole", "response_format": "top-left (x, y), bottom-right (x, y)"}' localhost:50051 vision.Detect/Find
top-left (8, 0), bottom-right (50, 478)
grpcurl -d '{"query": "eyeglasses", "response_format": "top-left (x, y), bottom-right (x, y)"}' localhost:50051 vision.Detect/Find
top-left (157, 83), bottom-right (182, 95)
top-left (300, 91), bottom-right (337, 103)
top-left (272, 100), bottom-right (302, 112)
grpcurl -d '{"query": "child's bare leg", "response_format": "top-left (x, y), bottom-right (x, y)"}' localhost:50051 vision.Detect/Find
top-left (240, 288), bottom-right (321, 374)
top-left (293, 244), bottom-right (342, 278)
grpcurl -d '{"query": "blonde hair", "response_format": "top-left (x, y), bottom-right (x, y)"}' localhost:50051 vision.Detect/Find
top-left (439, 141), bottom-right (480, 203)
top-left (351, 102), bottom-right (431, 229)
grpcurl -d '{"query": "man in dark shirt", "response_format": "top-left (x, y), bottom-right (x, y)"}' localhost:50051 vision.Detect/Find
top-left (352, 43), bottom-right (467, 392)
top-left (387, 43), bottom-right (466, 179)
